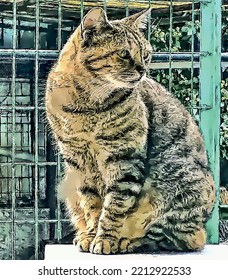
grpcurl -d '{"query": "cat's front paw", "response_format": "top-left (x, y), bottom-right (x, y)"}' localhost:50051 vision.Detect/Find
top-left (90, 236), bottom-right (119, 254)
top-left (74, 235), bottom-right (95, 252)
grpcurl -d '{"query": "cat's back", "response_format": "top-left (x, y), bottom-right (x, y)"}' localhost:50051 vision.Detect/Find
top-left (139, 77), bottom-right (202, 138)
top-left (139, 77), bottom-right (186, 115)
top-left (138, 77), bottom-right (209, 167)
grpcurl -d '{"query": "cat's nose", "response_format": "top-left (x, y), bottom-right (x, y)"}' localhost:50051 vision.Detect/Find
top-left (135, 64), bottom-right (145, 75)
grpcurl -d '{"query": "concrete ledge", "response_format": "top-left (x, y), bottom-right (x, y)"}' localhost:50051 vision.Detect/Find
top-left (45, 244), bottom-right (228, 260)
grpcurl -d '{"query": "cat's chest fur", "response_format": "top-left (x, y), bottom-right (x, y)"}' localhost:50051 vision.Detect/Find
top-left (58, 90), bottom-right (148, 168)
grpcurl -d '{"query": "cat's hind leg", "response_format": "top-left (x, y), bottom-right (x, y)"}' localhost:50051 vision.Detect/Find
top-left (121, 202), bottom-right (210, 253)
top-left (141, 207), bottom-right (209, 252)
top-left (120, 228), bottom-right (206, 254)
top-left (152, 226), bottom-right (206, 252)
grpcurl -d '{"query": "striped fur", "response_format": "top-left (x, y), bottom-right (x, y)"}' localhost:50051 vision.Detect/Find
top-left (45, 8), bottom-right (216, 254)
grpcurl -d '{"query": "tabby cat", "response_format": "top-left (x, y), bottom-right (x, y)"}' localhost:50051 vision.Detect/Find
top-left (45, 8), bottom-right (216, 254)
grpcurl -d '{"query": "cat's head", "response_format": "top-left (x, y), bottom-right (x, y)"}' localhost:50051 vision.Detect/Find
top-left (59, 8), bottom-right (152, 89)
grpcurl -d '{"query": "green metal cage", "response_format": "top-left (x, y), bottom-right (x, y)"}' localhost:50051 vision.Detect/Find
top-left (0, 0), bottom-right (226, 260)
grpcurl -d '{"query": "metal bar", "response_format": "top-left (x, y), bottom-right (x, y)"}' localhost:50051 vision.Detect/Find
top-left (150, 0), bottom-right (201, 2)
top-left (0, 77), bottom-right (29, 82)
top-left (150, 61), bottom-right (200, 69)
top-left (190, 0), bottom-right (196, 116)
top-left (200, 0), bottom-right (221, 244)
top-left (103, 0), bottom-right (107, 12)
top-left (56, 0), bottom-right (62, 243)
top-left (199, 0), bottom-right (212, 3)
top-left (1, 61), bottom-right (228, 72)
top-left (147, 0), bottom-right (151, 41)
top-left (11, 0), bottom-right (17, 260)
top-left (168, 0), bottom-right (173, 92)
top-left (0, 162), bottom-right (59, 166)
top-left (146, 0), bottom-right (152, 76)
top-left (80, 0), bottom-right (84, 20)
top-left (0, 106), bottom-right (45, 110)
top-left (0, 11), bottom-right (74, 24)
top-left (125, 0), bottom-right (129, 17)
top-left (34, 0), bottom-right (40, 260)
top-left (0, 219), bottom-right (70, 224)
top-left (57, 0), bottom-right (62, 51)
top-left (56, 151), bottom-right (62, 241)
top-left (2, 50), bottom-right (228, 61)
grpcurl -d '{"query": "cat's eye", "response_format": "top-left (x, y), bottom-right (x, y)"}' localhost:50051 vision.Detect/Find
top-left (117, 49), bottom-right (131, 59)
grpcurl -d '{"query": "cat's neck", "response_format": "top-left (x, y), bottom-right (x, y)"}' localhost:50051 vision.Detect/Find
top-left (70, 85), bottom-right (136, 114)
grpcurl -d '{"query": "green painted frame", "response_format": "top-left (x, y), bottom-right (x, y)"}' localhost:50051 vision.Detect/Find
top-left (200, 0), bottom-right (221, 244)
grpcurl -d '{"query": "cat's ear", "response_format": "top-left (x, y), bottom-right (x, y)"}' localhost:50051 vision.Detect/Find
top-left (121, 8), bottom-right (151, 31)
top-left (80, 7), bottom-right (111, 37)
